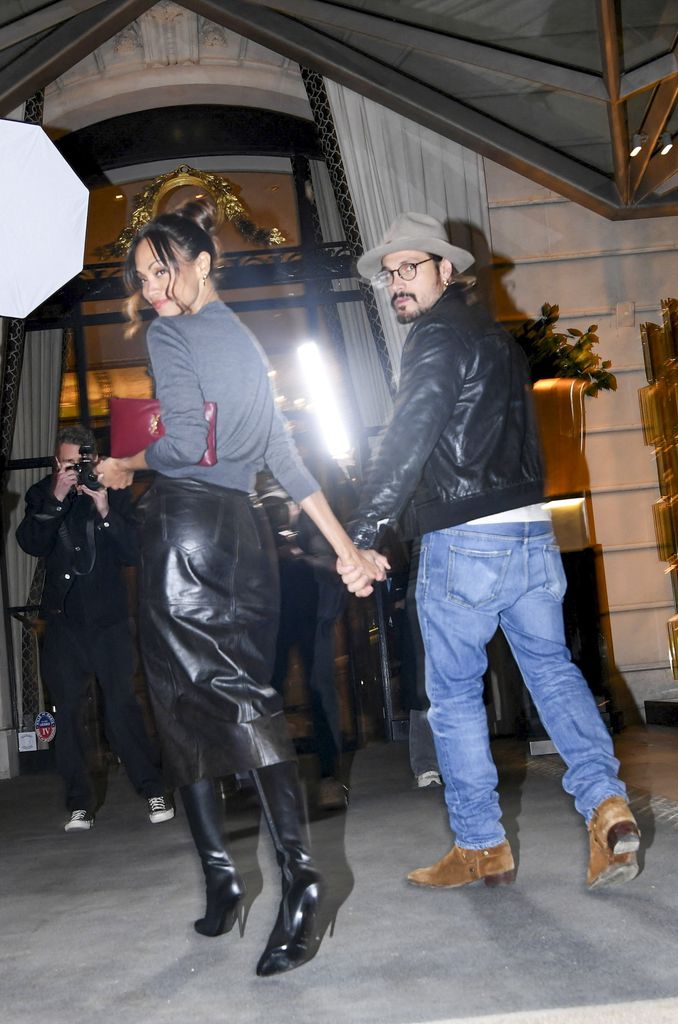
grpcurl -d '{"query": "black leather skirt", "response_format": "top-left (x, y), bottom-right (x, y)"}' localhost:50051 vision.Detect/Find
top-left (137, 476), bottom-right (294, 788)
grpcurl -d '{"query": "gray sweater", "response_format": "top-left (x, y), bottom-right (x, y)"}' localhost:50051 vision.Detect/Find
top-left (144, 301), bottom-right (318, 503)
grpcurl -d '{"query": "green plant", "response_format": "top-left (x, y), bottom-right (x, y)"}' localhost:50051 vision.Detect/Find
top-left (510, 303), bottom-right (616, 397)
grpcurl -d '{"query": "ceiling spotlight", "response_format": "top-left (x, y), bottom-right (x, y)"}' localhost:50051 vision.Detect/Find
top-left (630, 132), bottom-right (646, 157)
top-left (660, 132), bottom-right (673, 155)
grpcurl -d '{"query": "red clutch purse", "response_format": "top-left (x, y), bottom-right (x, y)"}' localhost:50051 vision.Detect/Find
top-left (109, 397), bottom-right (217, 467)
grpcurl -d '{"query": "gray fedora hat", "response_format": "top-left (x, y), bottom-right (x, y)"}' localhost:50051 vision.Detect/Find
top-left (356, 212), bottom-right (475, 280)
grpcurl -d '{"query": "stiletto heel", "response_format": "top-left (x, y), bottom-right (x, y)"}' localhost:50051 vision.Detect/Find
top-left (252, 762), bottom-right (327, 977)
top-left (194, 869), bottom-right (246, 937)
top-left (180, 778), bottom-right (246, 940)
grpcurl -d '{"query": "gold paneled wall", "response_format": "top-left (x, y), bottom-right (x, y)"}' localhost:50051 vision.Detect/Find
top-left (639, 299), bottom-right (678, 676)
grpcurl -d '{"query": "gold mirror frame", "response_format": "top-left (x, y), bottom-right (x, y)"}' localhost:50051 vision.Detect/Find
top-left (98, 164), bottom-right (285, 258)
top-left (151, 170), bottom-right (221, 219)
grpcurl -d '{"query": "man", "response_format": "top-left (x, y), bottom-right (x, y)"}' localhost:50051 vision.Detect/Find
top-left (338, 212), bottom-right (639, 889)
top-left (16, 425), bottom-right (173, 832)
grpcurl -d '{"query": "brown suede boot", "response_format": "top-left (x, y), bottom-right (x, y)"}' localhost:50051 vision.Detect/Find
top-left (407, 840), bottom-right (515, 888)
top-left (587, 795), bottom-right (640, 889)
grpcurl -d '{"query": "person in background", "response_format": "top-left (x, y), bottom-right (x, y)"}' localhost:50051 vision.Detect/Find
top-left (399, 540), bottom-right (441, 789)
top-left (293, 428), bottom-right (357, 811)
top-left (16, 425), bottom-right (173, 832)
top-left (260, 491), bottom-right (346, 810)
top-left (338, 212), bottom-right (640, 891)
top-left (97, 199), bottom-right (387, 976)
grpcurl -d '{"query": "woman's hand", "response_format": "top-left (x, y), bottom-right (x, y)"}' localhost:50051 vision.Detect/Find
top-left (297, 490), bottom-right (390, 597)
top-left (96, 457), bottom-right (134, 490)
top-left (336, 548), bottom-right (390, 598)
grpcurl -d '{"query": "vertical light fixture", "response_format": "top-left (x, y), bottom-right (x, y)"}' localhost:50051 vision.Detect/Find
top-left (297, 341), bottom-right (351, 458)
top-left (630, 132), bottom-right (645, 157)
top-left (660, 132), bottom-right (674, 155)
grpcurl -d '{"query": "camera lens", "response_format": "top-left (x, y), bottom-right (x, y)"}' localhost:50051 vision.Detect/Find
top-left (76, 444), bottom-right (102, 490)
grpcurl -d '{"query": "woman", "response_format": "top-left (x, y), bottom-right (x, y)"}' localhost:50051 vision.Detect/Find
top-left (97, 200), bottom-right (386, 976)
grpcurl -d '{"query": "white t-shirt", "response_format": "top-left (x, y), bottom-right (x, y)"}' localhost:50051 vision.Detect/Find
top-left (466, 503), bottom-right (551, 526)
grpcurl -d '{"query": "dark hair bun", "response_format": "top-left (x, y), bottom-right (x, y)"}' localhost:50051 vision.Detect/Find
top-left (175, 196), bottom-right (219, 239)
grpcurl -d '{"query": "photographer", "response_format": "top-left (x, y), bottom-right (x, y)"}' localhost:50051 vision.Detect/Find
top-left (16, 425), bottom-right (173, 832)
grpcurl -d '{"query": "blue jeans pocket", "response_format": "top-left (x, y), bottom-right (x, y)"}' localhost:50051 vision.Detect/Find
top-left (542, 544), bottom-right (567, 599)
top-left (445, 545), bottom-right (511, 607)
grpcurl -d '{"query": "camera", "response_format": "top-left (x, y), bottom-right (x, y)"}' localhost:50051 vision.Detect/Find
top-left (72, 444), bottom-right (102, 490)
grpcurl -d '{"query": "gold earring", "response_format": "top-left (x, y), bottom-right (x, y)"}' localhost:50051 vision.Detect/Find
top-left (202, 273), bottom-right (207, 285)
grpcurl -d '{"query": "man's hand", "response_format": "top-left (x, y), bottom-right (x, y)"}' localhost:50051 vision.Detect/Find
top-left (51, 462), bottom-right (79, 502)
top-left (79, 482), bottom-right (109, 518)
top-left (96, 457), bottom-right (134, 491)
top-left (336, 548), bottom-right (391, 598)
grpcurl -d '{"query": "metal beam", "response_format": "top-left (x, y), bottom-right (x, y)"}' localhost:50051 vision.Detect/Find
top-left (620, 48), bottom-right (678, 100)
top-left (0, 0), bottom-right (110, 54)
top-left (0, 0), bottom-right (154, 115)
top-left (187, 0), bottom-right (637, 219)
top-left (630, 78), bottom-right (678, 199)
top-left (635, 141), bottom-right (678, 202)
top-left (596, 0), bottom-right (630, 205)
top-left (246, 0), bottom-right (607, 100)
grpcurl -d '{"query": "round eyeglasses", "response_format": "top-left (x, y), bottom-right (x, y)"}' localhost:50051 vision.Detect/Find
top-left (370, 257), bottom-right (435, 289)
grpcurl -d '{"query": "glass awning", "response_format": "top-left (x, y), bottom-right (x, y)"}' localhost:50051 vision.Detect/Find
top-left (1, 0), bottom-right (677, 218)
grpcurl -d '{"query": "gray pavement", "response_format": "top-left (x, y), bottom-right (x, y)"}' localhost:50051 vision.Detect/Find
top-left (1, 739), bottom-right (677, 1024)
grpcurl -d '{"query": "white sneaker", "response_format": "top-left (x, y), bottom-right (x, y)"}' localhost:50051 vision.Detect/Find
top-left (64, 809), bottom-right (94, 832)
top-left (416, 770), bottom-right (442, 788)
top-left (148, 795), bottom-right (175, 824)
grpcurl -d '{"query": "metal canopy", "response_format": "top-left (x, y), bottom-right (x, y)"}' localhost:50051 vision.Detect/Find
top-left (1, 0), bottom-right (678, 219)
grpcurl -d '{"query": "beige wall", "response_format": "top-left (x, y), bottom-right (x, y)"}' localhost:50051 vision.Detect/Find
top-left (484, 159), bottom-right (678, 721)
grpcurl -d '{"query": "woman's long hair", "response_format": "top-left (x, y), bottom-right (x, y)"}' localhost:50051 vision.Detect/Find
top-left (123, 198), bottom-right (219, 333)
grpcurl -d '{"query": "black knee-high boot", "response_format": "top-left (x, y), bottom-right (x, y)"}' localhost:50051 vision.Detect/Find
top-left (252, 760), bottom-right (325, 976)
top-left (180, 778), bottom-right (246, 938)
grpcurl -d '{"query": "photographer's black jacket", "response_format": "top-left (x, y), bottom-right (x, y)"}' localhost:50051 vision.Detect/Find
top-left (16, 476), bottom-right (139, 627)
top-left (350, 285), bottom-right (545, 549)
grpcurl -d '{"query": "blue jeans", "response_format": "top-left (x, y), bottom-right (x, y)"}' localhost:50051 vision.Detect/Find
top-left (416, 521), bottom-right (626, 850)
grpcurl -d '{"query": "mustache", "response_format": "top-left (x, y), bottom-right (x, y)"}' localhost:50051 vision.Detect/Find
top-left (391, 291), bottom-right (415, 308)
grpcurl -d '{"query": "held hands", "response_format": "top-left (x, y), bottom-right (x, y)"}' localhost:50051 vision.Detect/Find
top-left (336, 548), bottom-right (391, 598)
top-left (295, 491), bottom-right (389, 598)
top-left (95, 457), bottom-right (134, 491)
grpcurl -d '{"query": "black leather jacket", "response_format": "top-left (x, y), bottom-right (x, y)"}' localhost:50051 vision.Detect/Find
top-left (16, 476), bottom-right (139, 626)
top-left (351, 285), bottom-right (545, 548)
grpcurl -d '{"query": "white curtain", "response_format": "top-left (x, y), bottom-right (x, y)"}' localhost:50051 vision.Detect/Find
top-left (324, 82), bottom-right (492, 377)
top-left (2, 329), bottom-right (63, 725)
top-left (310, 159), bottom-right (393, 430)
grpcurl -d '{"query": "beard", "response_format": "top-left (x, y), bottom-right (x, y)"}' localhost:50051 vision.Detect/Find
top-left (392, 291), bottom-right (425, 324)
top-left (396, 307), bottom-right (426, 324)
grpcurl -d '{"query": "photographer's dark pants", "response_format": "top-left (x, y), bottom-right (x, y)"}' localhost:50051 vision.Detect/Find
top-left (40, 616), bottom-right (165, 813)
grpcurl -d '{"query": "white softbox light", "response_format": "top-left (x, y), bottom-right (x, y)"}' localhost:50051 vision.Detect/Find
top-left (0, 119), bottom-right (89, 319)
